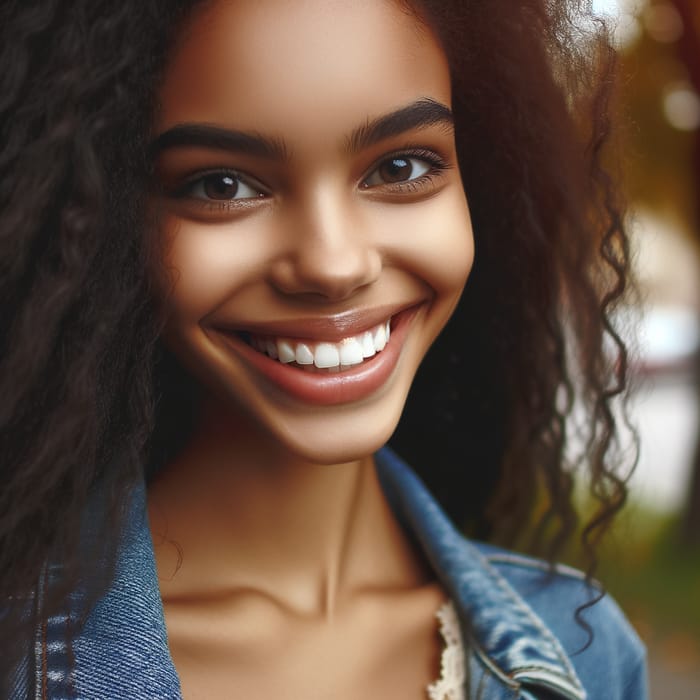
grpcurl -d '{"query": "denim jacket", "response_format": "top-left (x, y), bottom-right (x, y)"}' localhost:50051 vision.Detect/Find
top-left (14, 447), bottom-right (648, 699)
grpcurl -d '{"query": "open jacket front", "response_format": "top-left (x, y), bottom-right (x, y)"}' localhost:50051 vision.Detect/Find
top-left (14, 448), bottom-right (648, 699)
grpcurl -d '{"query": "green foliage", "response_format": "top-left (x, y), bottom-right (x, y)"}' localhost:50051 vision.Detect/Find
top-left (596, 505), bottom-right (700, 640)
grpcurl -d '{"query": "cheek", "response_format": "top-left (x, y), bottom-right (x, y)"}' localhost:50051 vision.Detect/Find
top-left (421, 217), bottom-right (474, 297)
top-left (380, 187), bottom-right (474, 298)
top-left (158, 218), bottom-right (262, 322)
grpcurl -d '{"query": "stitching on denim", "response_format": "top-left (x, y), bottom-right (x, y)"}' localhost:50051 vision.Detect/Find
top-left (468, 630), bottom-right (521, 691)
top-left (484, 553), bottom-right (602, 589)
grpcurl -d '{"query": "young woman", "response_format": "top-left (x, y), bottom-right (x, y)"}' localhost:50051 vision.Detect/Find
top-left (0, 0), bottom-right (647, 698)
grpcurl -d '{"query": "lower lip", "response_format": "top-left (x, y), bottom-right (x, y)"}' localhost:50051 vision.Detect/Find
top-left (216, 306), bottom-right (421, 406)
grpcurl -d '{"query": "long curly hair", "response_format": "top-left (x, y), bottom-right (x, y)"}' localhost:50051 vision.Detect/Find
top-left (394, 0), bottom-right (634, 559)
top-left (0, 0), bottom-right (635, 692)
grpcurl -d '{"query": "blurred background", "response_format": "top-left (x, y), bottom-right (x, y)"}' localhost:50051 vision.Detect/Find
top-left (591, 0), bottom-right (700, 696)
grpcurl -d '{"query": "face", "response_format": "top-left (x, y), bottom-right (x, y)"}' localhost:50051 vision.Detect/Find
top-left (151, 0), bottom-right (473, 464)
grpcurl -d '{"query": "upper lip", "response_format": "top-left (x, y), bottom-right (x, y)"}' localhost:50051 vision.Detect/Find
top-left (212, 301), bottom-right (420, 342)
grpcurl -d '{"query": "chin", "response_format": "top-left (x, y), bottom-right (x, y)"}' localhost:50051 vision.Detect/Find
top-left (278, 424), bottom-right (395, 467)
top-left (251, 389), bottom-right (409, 466)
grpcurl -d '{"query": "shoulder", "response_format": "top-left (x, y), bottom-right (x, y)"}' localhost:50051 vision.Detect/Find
top-left (472, 541), bottom-right (649, 699)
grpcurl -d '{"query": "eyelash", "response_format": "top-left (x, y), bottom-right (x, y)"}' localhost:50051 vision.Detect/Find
top-left (170, 147), bottom-right (450, 212)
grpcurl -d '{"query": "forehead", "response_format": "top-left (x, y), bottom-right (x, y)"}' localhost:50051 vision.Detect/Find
top-left (155, 0), bottom-right (450, 142)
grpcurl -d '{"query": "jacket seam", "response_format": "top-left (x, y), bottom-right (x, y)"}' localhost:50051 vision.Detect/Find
top-left (468, 631), bottom-right (521, 691)
top-left (483, 553), bottom-right (602, 589)
top-left (511, 666), bottom-right (588, 700)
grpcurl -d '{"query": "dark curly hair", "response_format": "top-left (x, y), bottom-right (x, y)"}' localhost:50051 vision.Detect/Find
top-left (395, 0), bottom-right (634, 556)
top-left (0, 0), bottom-right (635, 693)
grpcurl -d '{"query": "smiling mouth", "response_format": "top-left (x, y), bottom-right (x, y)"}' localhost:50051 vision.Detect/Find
top-left (213, 305), bottom-right (421, 405)
top-left (234, 317), bottom-right (392, 373)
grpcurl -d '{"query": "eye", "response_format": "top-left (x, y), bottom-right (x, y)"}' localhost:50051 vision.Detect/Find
top-left (181, 171), bottom-right (265, 201)
top-left (362, 156), bottom-right (432, 187)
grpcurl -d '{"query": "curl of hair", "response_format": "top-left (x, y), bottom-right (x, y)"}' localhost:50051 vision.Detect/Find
top-left (0, 0), bottom-right (636, 691)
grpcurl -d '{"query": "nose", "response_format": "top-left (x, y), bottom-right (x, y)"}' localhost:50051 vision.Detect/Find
top-left (268, 193), bottom-right (382, 302)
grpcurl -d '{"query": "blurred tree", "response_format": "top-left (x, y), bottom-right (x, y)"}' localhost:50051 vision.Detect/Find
top-left (667, 0), bottom-right (700, 547)
top-left (617, 2), bottom-right (697, 222)
top-left (614, 0), bottom-right (700, 545)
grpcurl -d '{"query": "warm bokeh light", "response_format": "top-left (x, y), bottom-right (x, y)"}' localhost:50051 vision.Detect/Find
top-left (644, 1), bottom-right (684, 43)
top-left (663, 82), bottom-right (700, 131)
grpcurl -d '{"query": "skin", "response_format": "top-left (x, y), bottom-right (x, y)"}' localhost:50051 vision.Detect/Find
top-left (147, 0), bottom-right (474, 697)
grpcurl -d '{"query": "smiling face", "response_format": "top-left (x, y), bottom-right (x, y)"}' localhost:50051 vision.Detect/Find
top-left (151, 0), bottom-right (473, 464)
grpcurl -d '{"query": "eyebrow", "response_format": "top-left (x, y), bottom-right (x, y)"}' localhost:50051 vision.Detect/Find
top-left (346, 98), bottom-right (454, 153)
top-left (150, 124), bottom-right (289, 161)
top-left (150, 98), bottom-right (453, 160)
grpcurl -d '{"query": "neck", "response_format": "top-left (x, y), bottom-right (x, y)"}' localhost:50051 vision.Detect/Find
top-left (148, 398), bottom-right (429, 618)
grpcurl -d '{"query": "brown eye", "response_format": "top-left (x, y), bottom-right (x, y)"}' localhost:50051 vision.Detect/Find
top-left (363, 155), bottom-right (432, 188)
top-left (182, 170), bottom-right (265, 201)
top-left (378, 158), bottom-right (412, 183)
top-left (203, 174), bottom-right (239, 199)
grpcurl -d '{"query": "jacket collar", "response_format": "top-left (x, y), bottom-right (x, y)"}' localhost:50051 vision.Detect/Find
top-left (375, 446), bottom-right (586, 700)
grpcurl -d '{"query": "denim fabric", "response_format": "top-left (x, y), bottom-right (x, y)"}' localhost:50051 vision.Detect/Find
top-left (15, 447), bottom-right (648, 699)
top-left (375, 448), bottom-right (648, 700)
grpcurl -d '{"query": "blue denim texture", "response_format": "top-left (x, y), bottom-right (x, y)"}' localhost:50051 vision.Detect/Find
top-left (15, 447), bottom-right (648, 699)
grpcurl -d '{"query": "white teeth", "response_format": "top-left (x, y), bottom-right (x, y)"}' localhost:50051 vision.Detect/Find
top-left (314, 343), bottom-right (340, 368)
top-left (295, 343), bottom-right (314, 365)
top-left (277, 339), bottom-right (295, 363)
top-left (250, 317), bottom-right (394, 368)
top-left (373, 324), bottom-right (387, 352)
top-left (339, 338), bottom-right (364, 366)
top-left (361, 331), bottom-right (376, 358)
